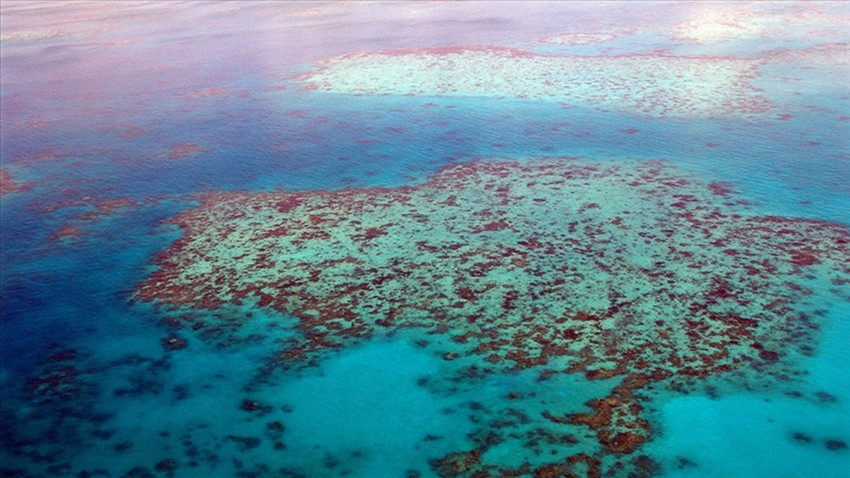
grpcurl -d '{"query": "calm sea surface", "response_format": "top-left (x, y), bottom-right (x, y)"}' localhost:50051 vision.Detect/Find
top-left (1, 2), bottom-right (849, 477)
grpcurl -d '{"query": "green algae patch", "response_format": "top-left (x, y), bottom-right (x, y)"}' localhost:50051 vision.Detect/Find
top-left (137, 157), bottom-right (850, 475)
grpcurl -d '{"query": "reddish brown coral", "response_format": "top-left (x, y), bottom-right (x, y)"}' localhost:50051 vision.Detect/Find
top-left (136, 157), bottom-right (850, 474)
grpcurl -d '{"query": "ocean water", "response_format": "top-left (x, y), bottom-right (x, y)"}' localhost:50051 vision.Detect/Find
top-left (1, 2), bottom-right (849, 477)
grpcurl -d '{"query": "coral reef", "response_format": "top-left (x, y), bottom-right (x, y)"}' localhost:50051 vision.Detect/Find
top-left (300, 46), bottom-right (771, 118)
top-left (137, 157), bottom-right (850, 474)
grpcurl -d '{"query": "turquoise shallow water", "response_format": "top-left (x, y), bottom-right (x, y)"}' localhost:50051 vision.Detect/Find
top-left (1, 2), bottom-right (849, 477)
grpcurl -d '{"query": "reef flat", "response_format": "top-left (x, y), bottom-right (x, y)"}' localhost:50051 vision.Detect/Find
top-left (137, 156), bottom-right (850, 476)
top-left (300, 47), bottom-right (768, 119)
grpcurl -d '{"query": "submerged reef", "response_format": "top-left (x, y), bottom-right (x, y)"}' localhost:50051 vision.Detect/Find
top-left (137, 157), bottom-right (850, 475)
top-left (300, 41), bottom-right (849, 122)
top-left (0, 167), bottom-right (30, 197)
top-left (300, 46), bottom-right (770, 118)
